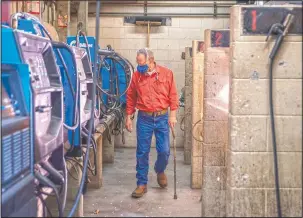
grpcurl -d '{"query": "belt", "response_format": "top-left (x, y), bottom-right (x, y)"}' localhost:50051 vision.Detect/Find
top-left (141, 109), bottom-right (168, 117)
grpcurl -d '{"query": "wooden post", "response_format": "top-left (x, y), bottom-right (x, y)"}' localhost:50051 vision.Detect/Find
top-left (55, 1), bottom-right (70, 42)
top-left (87, 133), bottom-right (103, 189)
top-left (77, 1), bottom-right (88, 34)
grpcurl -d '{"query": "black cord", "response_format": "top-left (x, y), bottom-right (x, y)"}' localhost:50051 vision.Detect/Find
top-left (82, 128), bottom-right (98, 176)
top-left (65, 158), bottom-right (81, 180)
top-left (98, 54), bottom-right (133, 99)
top-left (269, 58), bottom-right (282, 218)
top-left (35, 172), bottom-right (63, 217)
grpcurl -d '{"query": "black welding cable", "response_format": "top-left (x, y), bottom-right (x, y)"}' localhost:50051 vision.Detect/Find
top-left (35, 172), bottom-right (63, 217)
top-left (65, 156), bottom-right (96, 177)
top-left (269, 58), bottom-right (282, 218)
top-left (97, 59), bottom-right (122, 113)
top-left (266, 13), bottom-right (295, 216)
top-left (65, 158), bottom-right (80, 180)
top-left (81, 128), bottom-right (97, 176)
top-left (67, 1), bottom-right (100, 216)
top-left (97, 54), bottom-right (133, 98)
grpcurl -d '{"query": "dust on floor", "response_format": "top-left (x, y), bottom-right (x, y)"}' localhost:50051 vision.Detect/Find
top-left (84, 148), bottom-right (201, 217)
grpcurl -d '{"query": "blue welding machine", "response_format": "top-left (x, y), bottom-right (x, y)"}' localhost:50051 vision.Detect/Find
top-left (66, 35), bottom-right (103, 120)
top-left (54, 45), bottom-right (94, 155)
top-left (1, 29), bottom-right (37, 217)
top-left (12, 16), bottom-right (93, 156)
top-left (2, 27), bottom-right (64, 163)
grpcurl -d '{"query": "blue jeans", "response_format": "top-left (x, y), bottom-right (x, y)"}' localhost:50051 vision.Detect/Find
top-left (136, 111), bottom-right (170, 186)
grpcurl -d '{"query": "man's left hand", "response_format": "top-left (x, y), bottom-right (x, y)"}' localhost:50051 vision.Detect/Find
top-left (169, 116), bottom-right (177, 128)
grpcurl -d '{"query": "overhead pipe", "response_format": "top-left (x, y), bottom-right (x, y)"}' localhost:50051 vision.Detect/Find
top-left (98, 1), bottom-right (236, 7)
top-left (88, 12), bottom-right (230, 17)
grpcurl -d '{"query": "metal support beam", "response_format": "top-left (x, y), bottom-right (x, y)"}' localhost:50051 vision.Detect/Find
top-left (88, 12), bottom-right (230, 18)
top-left (97, 1), bottom-right (236, 7)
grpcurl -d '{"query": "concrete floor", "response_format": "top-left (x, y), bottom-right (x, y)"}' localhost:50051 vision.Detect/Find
top-left (84, 148), bottom-right (201, 217)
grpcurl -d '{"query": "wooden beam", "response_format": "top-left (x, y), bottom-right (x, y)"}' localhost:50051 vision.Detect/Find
top-left (55, 1), bottom-right (70, 42)
top-left (77, 1), bottom-right (88, 34)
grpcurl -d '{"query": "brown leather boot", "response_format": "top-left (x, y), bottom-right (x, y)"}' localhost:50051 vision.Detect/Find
top-left (131, 185), bottom-right (147, 198)
top-left (157, 172), bottom-right (167, 188)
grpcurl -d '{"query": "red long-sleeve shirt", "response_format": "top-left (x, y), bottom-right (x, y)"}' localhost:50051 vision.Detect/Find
top-left (126, 65), bottom-right (179, 115)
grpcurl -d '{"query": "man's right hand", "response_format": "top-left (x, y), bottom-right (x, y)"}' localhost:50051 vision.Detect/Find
top-left (125, 115), bottom-right (133, 132)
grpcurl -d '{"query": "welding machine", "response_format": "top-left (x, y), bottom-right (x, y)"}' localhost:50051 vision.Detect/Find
top-left (9, 13), bottom-right (92, 156)
top-left (1, 62), bottom-right (37, 217)
top-left (2, 27), bottom-right (64, 163)
top-left (2, 26), bottom-right (68, 215)
top-left (67, 35), bottom-right (102, 127)
top-left (54, 44), bottom-right (94, 156)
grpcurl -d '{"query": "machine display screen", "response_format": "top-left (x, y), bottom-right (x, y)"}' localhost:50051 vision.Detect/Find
top-left (1, 73), bottom-right (23, 118)
top-left (15, 32), bottom-right (52, 89)
top-left (25, 54), bottom-right (51, 89)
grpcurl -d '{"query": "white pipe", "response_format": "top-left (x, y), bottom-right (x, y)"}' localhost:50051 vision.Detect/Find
top-left (255, 1), bottom-right (264, 5)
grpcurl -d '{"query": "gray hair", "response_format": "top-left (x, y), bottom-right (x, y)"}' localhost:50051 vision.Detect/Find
top-left (136, 48), bottom-right (154, 60)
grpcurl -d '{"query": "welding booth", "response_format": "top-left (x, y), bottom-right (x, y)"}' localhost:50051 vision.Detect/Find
top-left (1, 3), bottom-right (134, 216)
top-left (1, 1), bottom-right (302, 217)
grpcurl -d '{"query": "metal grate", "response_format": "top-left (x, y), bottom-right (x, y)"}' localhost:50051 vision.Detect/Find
top-left (2, 135), bottom-right (13, 183)
top-left (1, 128), bottom-right (31, 186)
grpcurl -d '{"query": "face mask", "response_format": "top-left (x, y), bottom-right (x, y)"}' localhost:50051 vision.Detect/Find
top-left (137, 64), bottom-right (149, 74)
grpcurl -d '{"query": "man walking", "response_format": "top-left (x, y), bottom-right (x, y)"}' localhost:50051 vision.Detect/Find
top-left (125, 48), bottom-right (179, 198)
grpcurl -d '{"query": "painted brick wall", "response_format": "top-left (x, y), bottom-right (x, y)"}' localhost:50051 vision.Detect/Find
top-left (201, 29), bottom-right (230, 216)
top-left (69, 6), bottom-right (230, 148)
top-left (227, 5), bottom-right (302, 217)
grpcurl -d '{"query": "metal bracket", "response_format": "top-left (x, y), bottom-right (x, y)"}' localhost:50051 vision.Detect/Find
top-left (77, 21), bottom-right (83, 32)
top-left (214, 1), bottom-right (217, 18)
